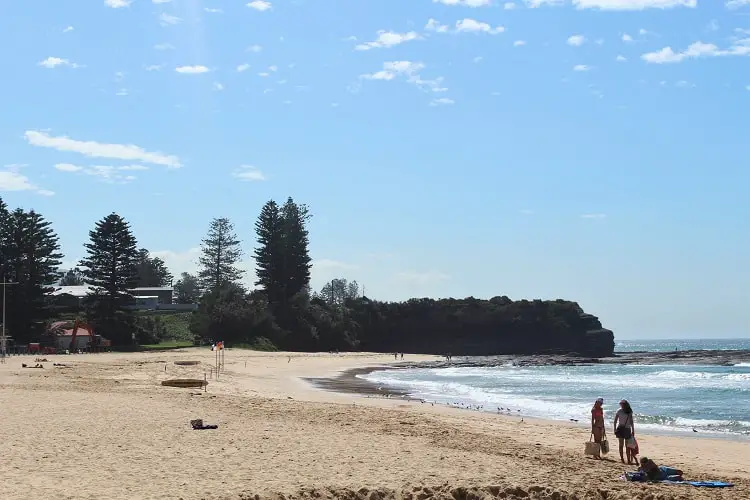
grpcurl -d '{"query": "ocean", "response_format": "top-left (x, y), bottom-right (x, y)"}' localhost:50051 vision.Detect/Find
top-left (361, 338), bottom-right (750, 438)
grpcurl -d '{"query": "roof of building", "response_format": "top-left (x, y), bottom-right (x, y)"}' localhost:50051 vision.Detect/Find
top-left (50, 286), bottom-right (173, 297)
top-left (50, 285), bottom-right (94, 297)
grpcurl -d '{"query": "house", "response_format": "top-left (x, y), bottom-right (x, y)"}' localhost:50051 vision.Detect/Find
top-left (50, 285), bottom-right (195, 311)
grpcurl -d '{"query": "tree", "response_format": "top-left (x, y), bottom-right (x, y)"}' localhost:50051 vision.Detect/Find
top-left (174, 272), bottom-right (201, 304)
top-left (2, 208), bottom-right (63, 343)
top-left (254, 200), bottom-right (284, 304)
top-left (198, 218), bottom-right (244, 292)
top-left (0, 196), bottom-right (9, 278)
top-left (280, 198), bottom-right (312, 302)
top-left (60, 267), bottom-right (85, 286)
top-left (79, 213), bottom-right (140, 345)
top-left (318, 278), bottom-right (360, 306)
top-left (136, 248), bottom-right (173, 287)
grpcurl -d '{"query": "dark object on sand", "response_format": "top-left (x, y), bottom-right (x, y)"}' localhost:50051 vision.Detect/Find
top-left (174, 361), bottom-right (201, 366)
top-left (161, 379), bottom-right (208, 388)
top-left (190, 419), bottom-right (218, 430)
top-left (22, 363), bottom-right (44, 369)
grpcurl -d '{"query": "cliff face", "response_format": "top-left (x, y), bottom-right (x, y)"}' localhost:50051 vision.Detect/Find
top-left (351, 297), bottom-right (615, 358)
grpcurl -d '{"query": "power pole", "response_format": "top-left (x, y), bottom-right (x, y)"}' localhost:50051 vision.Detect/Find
top-left (1, 280), bottom-right (19, 363)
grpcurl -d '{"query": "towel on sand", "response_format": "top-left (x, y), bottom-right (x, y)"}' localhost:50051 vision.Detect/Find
top-left (624, 472), bottom-right (733, 488)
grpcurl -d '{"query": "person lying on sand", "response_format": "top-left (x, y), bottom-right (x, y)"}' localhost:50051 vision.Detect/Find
top-left (639, 457), bottom-right (683, 481)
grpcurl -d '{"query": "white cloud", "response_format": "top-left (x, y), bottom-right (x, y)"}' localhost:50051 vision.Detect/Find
top-left (622, 33), bottom-right (633, 42)
top-left (355, 31), bottom-right (421, 51)
top-left (0, 166), bottom-right (53, 196)
top-left (361, 61), bottom-right (447, 93)
top-left (153, 0), bottom-right (172, 3)
top-left (504, 1), bottom-right (517, 7)
top-left (639, 28), bottom-right (648, 35)
top-left (747, 85), bottom-right (750, 91)
top-left (572, 0), bottom-right (695, 9)
top-left (426, 18), bottom-right (503, 34)
top-left (247, 44), bottom-right (263, 53)
top-left (514, 40), bottom-right (527, 46)
top-left (430, 97), bottom-right (455, 106)
top-left (204, 7), bottom-right (223, 13)
top-left (159, 13), bottom-right (183, 26)
top-left (433, 0), bottom-right (492, 5)
top-left (524, 0), bottom-right (565, 6)
top-left (54, 163), bottom-right (83, 172)
top-left (213, 82), bottom-right (224, 91)
top-left (25, 130), bottom-right (182, 168)
top-left (641, 40), bottom-right (750, 63)
top-left (105, 0), bottom-right (131, 8)
top-left (573, 64), bottom-right (590, 71)
top-left (62, 26), bottom-right (74, 33)
top-left (175, 65), bottom-right (210, 74)
top-left (38, 57), bottom-right (79, 69)
top-left (268, 65), bottom-right (278, 72)
top-left (54, 163), bottom-right (143, 184)
top-left (232, 165), bottom-right (266, 181)
top-left (154, 42), bottom-right (175, 50)
top-left (456, 18), bottom-right (504, 34)
top-left (581, 213), bottom-right (606, 219)
top-left (258, 72), bottom-right (270, 77)
top-left (726, 0), bottom-right (750, 9)
top-left (247, 1), bottom-right (272, 11)
top-left (237, 63), bottom-right (251, 72)
top-left (425, 19), bottom-right (450, 33)
top-left (145, 64), bottom-right (162, 71)
top-left (616, 54), bottom-right (627, 61)
top-left (567, 34), bottom-right (585, 46)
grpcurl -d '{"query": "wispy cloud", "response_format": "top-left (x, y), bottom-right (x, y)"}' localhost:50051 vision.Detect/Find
top-left (237, 63), bottom-right (251, 72)
top-left (104, 0), bottom-right (132, 8)
top-left (426, 18), bottom-right (504, 35)
top-left (581, 213), bottom-right (606, 219)
top-left (247, 1), bottom-right (272, 11)
top-left (232, 165), bottom-right (266, 181)
top-left (38, 57), bottom-right (80, 69)
top-left (204, 7), bottom-right (223, 13)
top-left (430, 97), bottom-right (455, 106)
top-left (642, 40), bottom-right (750, 63)
top-left (24, 130), bottom-right (182, 168)
top-left (572, 0), bottom-right (696, 9)
top-left (514, 40), bottom-right (527, 46)
top-left (54, 163), bottom-right (138, 184)
top-left (726, 0), bottom-right (750, 9)
top-left (567, 34), bottom-right (585, 46)
top-left (159, 13), bottom-right (183, 26)
top-left (62, 26), bottom-right (74, 33)
top-left (154, 42), bottom-right (175, 50)
top-left (247, 44), bottom-right (263, 53)
top-left (0, 165), bottom-right (54, 196)
top-left (175, 65), bottom-right (210, 74)
top-left (355, 31), bottom-right (421, 51)
top-left (573, 64), bottom-right (590, 71)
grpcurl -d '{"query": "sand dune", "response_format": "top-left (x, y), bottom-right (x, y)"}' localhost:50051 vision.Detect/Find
top-left (0, 349), bottom-right (747, 500)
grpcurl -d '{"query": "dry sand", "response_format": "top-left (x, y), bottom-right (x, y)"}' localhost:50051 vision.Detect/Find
top-left (0, 349), bottom-right (747, 500)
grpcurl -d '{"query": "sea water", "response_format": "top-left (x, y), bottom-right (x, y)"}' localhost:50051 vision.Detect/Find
top-left (360, 339), bottom-right (750, 437)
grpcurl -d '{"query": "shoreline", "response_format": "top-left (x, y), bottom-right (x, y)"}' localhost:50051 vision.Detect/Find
top-left (306, 361), bottom-right (750, 442)
top-left (1, 348), bottom-right (748, 500)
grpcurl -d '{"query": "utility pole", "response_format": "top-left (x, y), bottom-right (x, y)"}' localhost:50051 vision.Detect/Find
top-left (1, 280), bottom-right (19, 363)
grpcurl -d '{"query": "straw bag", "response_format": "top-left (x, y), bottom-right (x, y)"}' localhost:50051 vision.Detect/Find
top-left (600, 434), bottom-right (610, 455)
top-left (585, 434), bottom-right (600, 457)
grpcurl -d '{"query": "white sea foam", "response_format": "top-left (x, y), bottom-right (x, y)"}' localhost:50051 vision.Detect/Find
top-left (360, 363), bottom-right (750, 436)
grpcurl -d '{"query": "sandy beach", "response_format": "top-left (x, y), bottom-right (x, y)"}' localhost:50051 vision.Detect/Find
top-left (0, 349), bottom-right (747, 500)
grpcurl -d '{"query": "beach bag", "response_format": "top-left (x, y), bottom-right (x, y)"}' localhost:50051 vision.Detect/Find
top-left (600, 436), bottom-right (610, 455)
top-left (626, 437), bottom-right (639, 454)
top-left (585, 435), bottom-right (600, 457)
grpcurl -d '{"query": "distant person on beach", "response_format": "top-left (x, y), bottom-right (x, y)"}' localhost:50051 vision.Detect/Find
top-left (639, 457), bottom-right (683, 481)
top-left (591, 397), bottom-right (606, 452)
top-left (614, 399), bottom-right (637, 465)
top-left (400, 353), bottom-right (404, 360)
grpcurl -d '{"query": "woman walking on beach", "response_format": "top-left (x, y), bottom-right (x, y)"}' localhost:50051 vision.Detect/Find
top-left (591, 397), bottom-right (606, 456)
top-left (614, 399), bottom-right (636, 465)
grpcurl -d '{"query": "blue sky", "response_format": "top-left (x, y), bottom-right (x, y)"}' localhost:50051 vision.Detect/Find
top-left (1, 0), bottom-right (749, 339)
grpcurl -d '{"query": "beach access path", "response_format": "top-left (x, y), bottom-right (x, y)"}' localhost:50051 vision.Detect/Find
top-left (0, 349), bottom-right (747, 500)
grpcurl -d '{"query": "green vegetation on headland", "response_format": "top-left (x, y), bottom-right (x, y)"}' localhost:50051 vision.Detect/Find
top-left (0, 195), bottom-right (614, 357)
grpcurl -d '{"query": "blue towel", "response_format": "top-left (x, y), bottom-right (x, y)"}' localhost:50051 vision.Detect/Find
top-left (685, 481), bottom-right (734, 488)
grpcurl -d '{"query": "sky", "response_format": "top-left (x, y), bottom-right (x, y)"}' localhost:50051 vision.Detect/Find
top-left (0, 0), bottom-right (749, 340)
